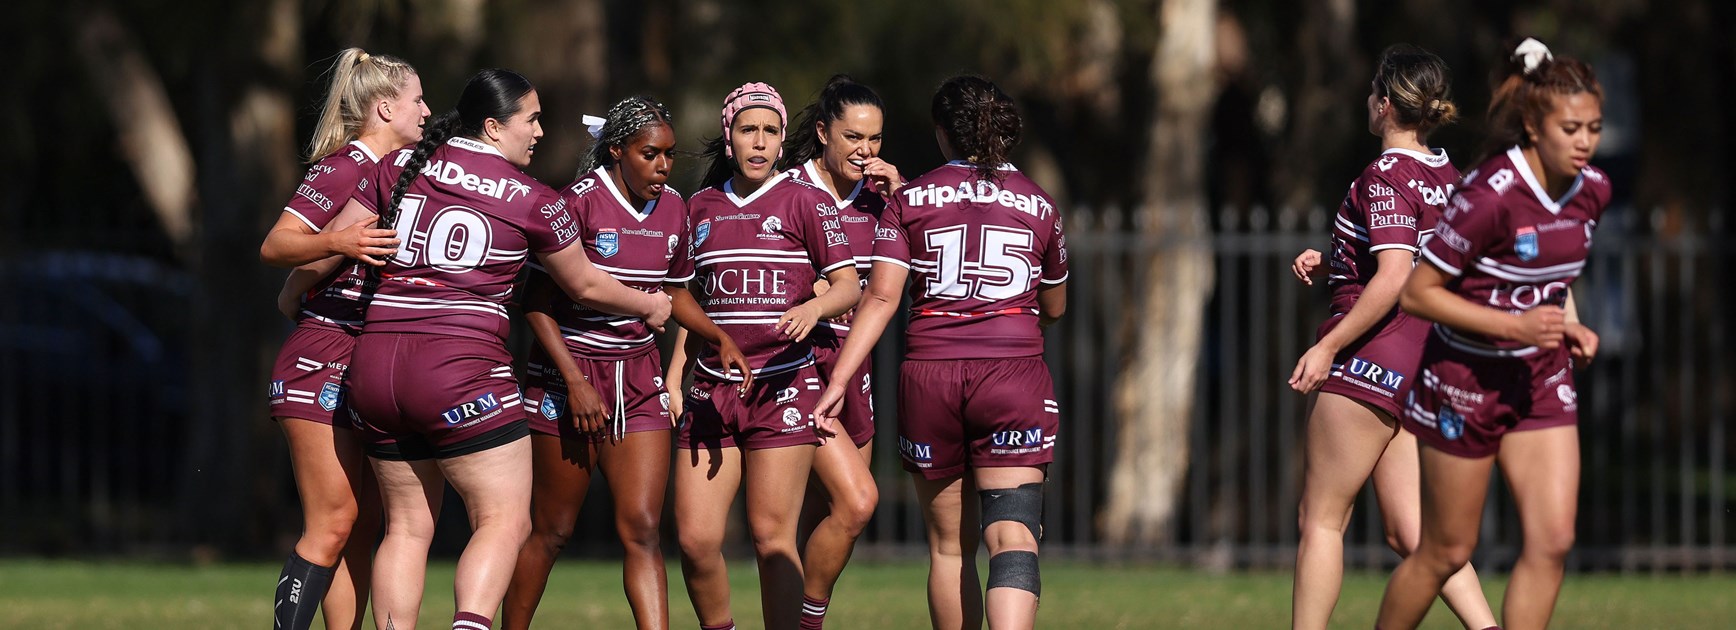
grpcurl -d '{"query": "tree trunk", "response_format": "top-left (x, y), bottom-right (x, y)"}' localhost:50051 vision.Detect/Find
top-left (499, 0), bottom-right (609, 184)
top-left (1100, 0), bottom-right (1220, 546)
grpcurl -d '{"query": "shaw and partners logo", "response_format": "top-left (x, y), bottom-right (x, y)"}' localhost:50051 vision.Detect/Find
top-left (442, 392), bottom-right (501, 425)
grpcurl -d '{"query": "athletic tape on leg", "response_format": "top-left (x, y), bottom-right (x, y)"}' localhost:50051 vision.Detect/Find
top-left (987, 550), bottom-right (1042, 596)
top-left (979, 482), bottom-right (1044, 540)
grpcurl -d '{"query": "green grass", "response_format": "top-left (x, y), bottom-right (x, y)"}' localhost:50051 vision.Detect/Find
top-left (1, 558), bottom-right (1732, 628)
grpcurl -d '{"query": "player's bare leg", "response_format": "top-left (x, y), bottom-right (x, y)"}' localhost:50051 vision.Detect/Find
top-left (1372, 429), bottom-right (1496, 629)
top-left (1496, 426), bottom-right (1579, 630)
top-left (502, 434), bottom-right (597, 630)
top-left (976, 465), bottom-right (1045, 630)
top-left (277, 418), bottom-right (378, 630)
top-left (438, 436), bottom-right (533, 625)
top-left (599, 429), bottom-right (674, 630)
top-left (743, 444), bottom-right (817, 629)
top-left (1292, 394), bottom-right (1395, 630)
top-left (914, 472), bottom-right (983, 630)
top-left (800, 435), bottom-right (878, 625)
top-left (1376, 446), bottom-right (1495, 630)
top-left (369, 456), bottom-right (446, 630)
top-left (675, 444), bottom-right (744, 628)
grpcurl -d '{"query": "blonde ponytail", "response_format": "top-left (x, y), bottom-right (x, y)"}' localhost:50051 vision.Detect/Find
top-left (305, 47), bottom-right (417, 163)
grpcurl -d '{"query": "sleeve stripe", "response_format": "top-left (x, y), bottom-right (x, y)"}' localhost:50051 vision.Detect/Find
top-left (1420, 247), bottom-right (1462, 277)
top-left (1368, 243), bottom-right (1421, 253)
top-left (663, 272), bottom-right (696, 283)
top-left (820, 259), bottom-right (854, 274)
top-left (1039, 272), bottom-right (1070, 285)
top-left (284, 208), bottom-right (320, 231)
top-left (869, 255), bottom-right (911, 269)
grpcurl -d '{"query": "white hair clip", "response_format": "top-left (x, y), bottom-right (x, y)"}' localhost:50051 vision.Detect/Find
top-left (582, 114), bottom-right (608, 139)
top-left (1514, 38), bottom-right (1553, 75)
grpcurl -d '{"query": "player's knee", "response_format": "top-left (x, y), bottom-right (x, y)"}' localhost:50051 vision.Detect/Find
top-left (836, 482), bottom-right (879, 534)
top-left (1384, 522), bottom-right (1422, 557)
top-left (616, 509), bottom-right (662, 551)
top-left (1526, 524), bottom-right (1575, 562)
top-left (1420, 539), bottom-right (1475, 575)
top-left (530, 521), bottom-right (576, 554)
top-left (678, 526), bottom-right (725, 560)
top-left (986, 550), bottom-right (1041, 597)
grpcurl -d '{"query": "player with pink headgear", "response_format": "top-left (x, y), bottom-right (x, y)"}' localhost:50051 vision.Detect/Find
top-left (667, 81), bottom-right (860, 630)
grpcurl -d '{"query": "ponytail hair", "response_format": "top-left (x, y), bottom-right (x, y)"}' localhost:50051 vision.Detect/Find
top-left (577, 95), bottom-right (675, 176)
top-left (1484, 38), bottom-right (1602, 159)
top-left (306, 47), bottom-right (416, 163)
top-left (698, 135), bottom-right (734, 190)
top-left (930, 74), bottom-right (1021, 183)
top-left (780, 74), bottom-right (885, 170)
top-left (1373, 44), bottom-right (1458, 136)
top-left (382, 69), bottom-right (536, 231)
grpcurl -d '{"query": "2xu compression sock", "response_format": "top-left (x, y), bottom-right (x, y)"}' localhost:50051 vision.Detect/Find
top-left (800, 595), bottom-right (830, 629)
top-left (273, 552), bottom-right (335, 630)
top-left (453, 610), bottom-right (493, 630)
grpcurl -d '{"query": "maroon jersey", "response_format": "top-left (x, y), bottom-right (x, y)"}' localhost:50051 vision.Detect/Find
top-left (1421, 145), bottom-right (1611, 357)
top-left (873, 161), bottom-right (1068, 360)
top-left (282, 141), bottom-right (381, 330)
top-left (526, 167), bottom-right (692, 360)
top-left (354, 137), bottom-right (579, 342)
top-left (1327, 148), bottom-right (1459, 316)
top-left (785, 160), bottom-right (887, 342)
top-left (683, 171), bottom-right (854, 380)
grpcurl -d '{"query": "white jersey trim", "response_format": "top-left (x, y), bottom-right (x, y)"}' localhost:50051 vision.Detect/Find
top-left (1368, 243), bottom-right (1420, 254)
top-left (1506, 145), bottom-right (1583, 215)
top-left (1432, 323), bottom-right (1539, 358)
top-left (593, 166), bottom-right (659, 222)
top-left (1473, 257), bottom-right (1584, 283)
top-left (804, 160), bottom-right (864, 208)
top-left (723, 170), bottom-right (791, 208)
top-left (347, 140), bottom-right (381, 163)
top-left (697, 351), bottom-right (815, 381)
top-left (447, 136), bottom-right (507, 159)
top-left (1421, 246), bottom-right (1463, 277)
top-left (870, 255), bottom-right (911, 269)
top-left (944, 159), bottom-right (1018, 172)
top-left (1381, 146), bottom-right (1450, 168)
top-left (820, 259), bottom-right (854, 274)
top-left (285, 207), bottom-right (321, 232)
top-left (1040, 271), bottom-right (1070, 285)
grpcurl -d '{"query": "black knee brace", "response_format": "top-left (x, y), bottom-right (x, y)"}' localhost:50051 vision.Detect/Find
top-left (980, 482), bottom-right (1044, 596)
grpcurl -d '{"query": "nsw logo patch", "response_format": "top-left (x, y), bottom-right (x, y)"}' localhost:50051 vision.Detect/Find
top-left (596, 228), bottom-right (620, 258)
top-left (318, 382), bottom-right (343, 412)
top-left (541, 392), bottom-right (566, 421)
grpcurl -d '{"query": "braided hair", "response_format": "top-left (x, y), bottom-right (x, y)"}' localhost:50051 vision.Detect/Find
top-left (577, 95), bottom-right (675, 177)
top-left (779, 74), bottom-right (885, 171)
top-left (930, 75), bottom-right (1021, 183)
top-left (381, 68), bottom-right (535, 232)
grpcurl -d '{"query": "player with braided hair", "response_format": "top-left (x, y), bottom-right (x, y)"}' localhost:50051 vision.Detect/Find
top-left (815, 74), bottom-right (1067, 630)
top-left (501, 95), bottom-right (749, 630)
top-left (257, 46), bottom-right (425, 630)
top-left (336, 68), bottom-right (671, 630)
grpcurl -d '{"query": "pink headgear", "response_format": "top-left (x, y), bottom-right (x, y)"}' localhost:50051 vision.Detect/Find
top-left (720, 82), bottom-right (787, 158)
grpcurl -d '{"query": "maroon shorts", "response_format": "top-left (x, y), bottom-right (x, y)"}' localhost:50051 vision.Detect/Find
top-left (267, 324), bottom-right (357, 427)
top-left (346, 332), bottom-right (529, 460)
top-left (677, 366), bottom-right (823, 450)
top-left (1315, 311), bottom-right (1429, 418)
top-left (1402, 332), bottom-right (1579, 459)
top-left (813, 342), bottom-right (876, 447)
top-left (523, 346), bottom-right (672, 442)
top-left (897, 357), bottom-right (1059, 480)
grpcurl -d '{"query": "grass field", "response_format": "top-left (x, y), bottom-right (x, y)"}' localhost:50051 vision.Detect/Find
top-left (1, 558), bottom-right (1732, 628)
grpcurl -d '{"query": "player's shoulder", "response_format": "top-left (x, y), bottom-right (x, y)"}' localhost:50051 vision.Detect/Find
top-left (562, 169), bottom-right (609, 203)
top-left (1577, 164), bottom-right (1612, 205)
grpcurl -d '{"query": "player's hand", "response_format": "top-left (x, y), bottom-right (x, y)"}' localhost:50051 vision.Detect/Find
top-left (813, 384), bottom-right (846, 441)
top-left (1288, 344), bottom-right (1336, 393)
top-left (1511, 305), bottom-right (1566, 349)
top-left (665, 379), bottom-right (685, 421)
top-left (1292, 249), bottom-right (1324, 285)
top-left (642, 292), bottom-right (673, 333)
top-left (565, 378), bottom-right (612, 437)
top-left (1565, 322), bottom-right (1599, 369)
top-left (327, 216), bottom-right (399, 266)
top-left (776, 303), bottom-right (822, 342)
top-left (716, 335), bottom-right (755, 396)
top-left (860, 157), bottom-right (904, 196)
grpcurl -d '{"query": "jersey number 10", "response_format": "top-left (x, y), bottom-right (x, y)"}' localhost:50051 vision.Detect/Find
top-left (389, 194), bottom-right (496, 273)
top-left (922, 224), bottom-right (1037, 301)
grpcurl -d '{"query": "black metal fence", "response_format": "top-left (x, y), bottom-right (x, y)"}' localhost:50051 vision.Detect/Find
top-left (2, 206), bottom-right (1730, 570)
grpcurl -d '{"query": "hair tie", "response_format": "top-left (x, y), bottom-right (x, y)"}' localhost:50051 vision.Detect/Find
top-left (582, 114), bottom-right (607, 140)
top-left (1513, 38), bottom-right (1552, 75)
top-left (356, 51), bottom-right (370, 64)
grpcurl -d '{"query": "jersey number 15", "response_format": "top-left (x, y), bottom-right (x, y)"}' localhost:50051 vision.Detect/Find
top-left (922, 224), bottom-right (1037, 301)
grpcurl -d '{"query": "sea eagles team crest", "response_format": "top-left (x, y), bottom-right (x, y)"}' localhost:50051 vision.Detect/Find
top-left (541, 392), bottom-right (566, 420)
top-left (761, 216), bottom-right (783, 235)
top-left (667, 234), bottom-right (680, 256)
top-left (596, 228), bottom-right (620, 258)
top-left (318, 382), bottom-right (343, 412)
top-left (1515, 226), bottom-right (1540, 262)
top-left (1436, 406), bottom-right (1465, 441)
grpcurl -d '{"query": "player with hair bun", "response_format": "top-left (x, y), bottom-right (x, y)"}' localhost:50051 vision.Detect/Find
top-left (779, 73), bottom-right (904, 628)
top-left (501, 95), bottom-right (749, 630)
top-left (339, 68), bottom-right (672, 630)
top-left (669, 81), bottom-right (860, 630)
top-left (1286, 44), bottom-right (1497, 630)
top-left (256, 46), bottom-right (425, 630)
top-left (814, 74), bottom-right (1067, 630)
top-left (1377, 38), bottom-right (1610, 630)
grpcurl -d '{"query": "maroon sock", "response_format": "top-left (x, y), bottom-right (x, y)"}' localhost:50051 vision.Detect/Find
top-left (1481, 627), bottom-right (1503, 630)
top-left (453, 611), bottom-right (492, 630)
top-left (700, 620), bottom-right (735, 630)
top-left (800, 595), bottom-right (830, 628)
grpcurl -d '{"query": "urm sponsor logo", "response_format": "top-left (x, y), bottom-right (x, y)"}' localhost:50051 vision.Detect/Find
top-left (991, 428), bottom-right (1043, 447)
top-left (442, 392), bottom-right (501, 425)
top-left (1346, 358), bottom-right (1405, 392)
top-left (899, 436), bottom-right (933, 462)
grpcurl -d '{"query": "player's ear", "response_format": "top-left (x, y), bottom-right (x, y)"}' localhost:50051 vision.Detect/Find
top-left (484, 117), bottom-right (503, 142)
top-left (376, 99), bottom-right (393, 123)
top-left (817, 120), bottom-right (829, 147)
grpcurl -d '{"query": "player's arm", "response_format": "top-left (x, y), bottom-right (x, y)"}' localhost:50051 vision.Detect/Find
top-left (1289, 248), bottom-right (1411, 392)
top-left (813, 261), bottom-right (904, 436)
top-left (522, 273), bottom-right (610, 433)
top-left (259, 199), bottom-right (399, 268)
top-left (667, 284), bottom-right (754, 392)
top-left (1400, 262), bottom-right (1564, 349)
top-left (1561, 287), bottom-right (1598, 367)
top-left (275, 255), bottom-right (345, 320)
top-left (537, 243), bottom-right (672, 331)
top-left (1037, 281), bottom-right (1067, 327)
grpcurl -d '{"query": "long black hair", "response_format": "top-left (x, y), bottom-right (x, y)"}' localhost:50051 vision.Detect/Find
top-left (779, 74), bottom-right (885, 171)
top-left (577, 95), bottom-right (675, 177)
top-left (930, 74), bottom-right (1021, 183)
top-left (381, 68), bottom-right (535, 231)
